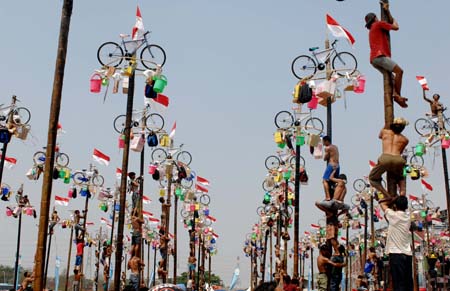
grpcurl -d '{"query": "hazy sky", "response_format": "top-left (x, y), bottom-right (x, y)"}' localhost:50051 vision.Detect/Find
top-left (1, 0), bottom-right (450, 288)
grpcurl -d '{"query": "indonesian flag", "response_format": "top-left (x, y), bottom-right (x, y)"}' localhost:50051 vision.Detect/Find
top-left (311, 224), bottom-right (320, 229)
top-left (195, 183), bottom-right (209, 193)
top-left (340, 237), bottom-right (347, 241)
top-left (148, 217), bottom-right (160, 223)
top-left (146, 94), bottom-right (170, 111)
top-left (421, 179), bottom-right (433, 191)
top-left (155, 94), bottom-right (169, 107)
top-left (143, 195), bottom-right (151, 204)
top-left (54, 195), bottom-right (69, 206)
top-left (142, 210), bottom-right (153, 218)
top-left (206, 215), bottom-right (217, 222)
top-left (361, 223), bottom-right (366, 227)
top-left (304, 231), bottom-right (311, 236)
top-left (326, 14), bottom-right (355, 46)
top-left (0, 154), bottom-right (17, 169)
top-left (86, 222), bottom-right (94, 226)
top-left (101, 217), bottom-right (110, 224)
top-left (197, 176), bottom-right (210, 186)
top-left (131, 6), bottom-right (145, 40)
top-left (116, 168), bottom-right (122, 179)
top-left (93, 148), bottom-right (110, 166)
top-left (369, 160), bottom-right (377, 170)
top-left (416, 76), bottom-right (430, 91)
top-left (409, 194), bottom-right (419, 201)
top-left (169, 122), bottom-right (176, 139)
top-left (212, 232), bottom-right (219, 238)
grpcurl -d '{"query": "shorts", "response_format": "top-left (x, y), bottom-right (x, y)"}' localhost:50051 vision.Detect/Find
top-left (129, 273), bottom-right (139, 291)
top-left (189, 263), bottom-right (196, 271)
top-left (75, 255), bottom-right (82, 266)
top-left (317, 273), bottom-right (328, 291)
top-left (369, 153), bottom-right (406, 182)
top-left (323, 164), bottom-right (340, 180)
top-left (371, 56), bottom-right (397, 72)
top-left (132, 233), bottom-right (141, 245)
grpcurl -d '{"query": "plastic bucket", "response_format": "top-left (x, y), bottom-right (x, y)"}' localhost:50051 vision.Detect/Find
top-left (354, 75), bottom-right (366, 93)
top-left (442, 138), bottom-right (450, 149)
top-left (307, 95), bottom-right (319, 110)
top-left (415, 143), bottom-right (425, 156)
top-left (6, 208), bottom-right (12, 216)
top-left (90, 74), bottom-right (102, 93)
top-left (148, 164), bottom-right (157, 174)
top-left (153, 75), bottom-right (167, 93)
top-left (26, 207), bottom-right (33, 216)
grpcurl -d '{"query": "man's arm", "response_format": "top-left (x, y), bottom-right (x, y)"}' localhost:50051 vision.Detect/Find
top-left (423, 90), bottom-right (432, 103)
top-left (324, 147), bottom-right (330, 162)
top-left (329, 169), bottom-right (341, 184)
top-left (325, 257), bottom-right (346, 267)
top-left (381, 1), bottom-right (398, 29)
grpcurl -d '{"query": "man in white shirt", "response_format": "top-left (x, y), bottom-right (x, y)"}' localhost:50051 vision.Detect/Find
top-left (379, 195), bottom-right (413, 291)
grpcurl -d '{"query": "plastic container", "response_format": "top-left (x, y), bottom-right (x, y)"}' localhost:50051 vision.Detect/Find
top-left (415, 143), bottom-right (425, 156)
top-left (153, 75), bottom-right (167, 93)
top-left (90, 74), bottom-right (102, 93)
top-left (354, 75), bottom-right (366, 94)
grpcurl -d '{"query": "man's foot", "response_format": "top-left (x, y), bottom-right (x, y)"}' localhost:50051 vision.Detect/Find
top-left (393, 95), bottom-right (408, 108)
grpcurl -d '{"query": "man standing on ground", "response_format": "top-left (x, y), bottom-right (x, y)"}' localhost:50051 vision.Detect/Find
top-left (369, 117), bottom-right (409, 200)
top-left (365, 2), bottom-right (408, 108)
top-left (379, 196), bottom-right (413, 291)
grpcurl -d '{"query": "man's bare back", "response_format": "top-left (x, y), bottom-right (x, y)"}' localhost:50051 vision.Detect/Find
top-left (128, 256), bottom-right (143, 273)
top-left (131, 215), bottom-right (144, 232)
top-left (325, 144), bottom-right (339, 165)
top-left (380, 129), bottom-right (408, 155)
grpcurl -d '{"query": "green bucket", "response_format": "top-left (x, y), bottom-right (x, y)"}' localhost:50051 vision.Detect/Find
top-left (153, 75), bottom-right (167, 93)
top-left (296, 135), bottom-right (305, 146)
top-left (415, 143), bottom-right (425, 157)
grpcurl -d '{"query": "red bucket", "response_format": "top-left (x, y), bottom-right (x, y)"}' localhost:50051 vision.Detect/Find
top-left (354, 75), bottom-right (366, 94)
top-left (90, 73), bottom-right (102, 93)
top-left (307, 95), bottom-right (319, 110)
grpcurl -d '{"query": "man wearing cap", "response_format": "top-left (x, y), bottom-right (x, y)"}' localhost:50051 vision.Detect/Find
top-left (369, 117), bottom-right (409, 200)
top-left (365, 2), bottom-right (407, 108)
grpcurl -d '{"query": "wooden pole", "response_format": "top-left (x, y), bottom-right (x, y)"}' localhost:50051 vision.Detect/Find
top-left (293, 123), bottom-right (301, 278)
top-left (79, 168), bottom-right (92, 291)
top-left (114, 67), bottom-right (136, 291)
top-left (34, 2), bottom-right (73, 291)
top-left (64, 226), bottom-right (74, 291)
top-left (173, 194), bottom-right (178, 284)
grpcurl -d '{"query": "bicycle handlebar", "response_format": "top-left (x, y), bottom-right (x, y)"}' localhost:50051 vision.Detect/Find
top-left (331, 39), bottom-right (337, 47)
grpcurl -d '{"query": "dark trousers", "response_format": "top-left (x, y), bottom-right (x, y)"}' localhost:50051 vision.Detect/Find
top-left (330, 273), bottom-right (342, 291)
top-left (389, 253), bottom-right (413, 291)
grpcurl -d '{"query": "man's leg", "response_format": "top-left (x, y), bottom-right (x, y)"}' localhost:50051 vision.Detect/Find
top-left (369, 163), bottom-right (391, 199)
top-left (389, 254), bottom-right (409, 291)
top-left (393, 65), bottom-right (404, 98)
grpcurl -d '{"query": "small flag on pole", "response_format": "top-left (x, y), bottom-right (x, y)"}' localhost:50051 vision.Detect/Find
top-left (326, 14), bottom-right (355, 46)
top-left (195, 184), bottom-right (209, 193)
top-left (131, 6), bottom-right (145, 40)
top-left (93, 148), bottom-right (110, 166)
top-left (143, 196), bottom-right (151, 204)
top-left (101, 217), bottom-right (110, 224)
top-left (0, 154), bottom-right (17, 169)
top-left (311, 224), bottom-right (320, 229)
top-left (369, 160), bottom-right (377, 170)
top-left (416, 76), bottom-right (430, 91)
top-left (143, 210), bottom-right (153, 218)
top-left (55, 196), bottom-right (69, 206)
top-left (409, 194), bottom-right (419, 201)
top-left (197, 176), bottom-right (210, 186)
top-left (169, 122), bottom-right (176, 139)
top-left (421, 179), bottom-right (433, 191)
top-left (116, 168), bottom-right (122, 179)
top-left (148, 217), bottom-right (160, 223)
top-left (206, 215), bottom-right (217, 222)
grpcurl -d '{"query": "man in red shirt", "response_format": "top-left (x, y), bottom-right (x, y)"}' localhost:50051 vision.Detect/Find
top-left (365, 2), bottom-right (407, 108)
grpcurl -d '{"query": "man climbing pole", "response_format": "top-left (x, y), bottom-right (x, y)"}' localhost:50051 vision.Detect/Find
top-left (369, 117), bottom-right (409, 201)
top-left (365, 2), bottom-right (408, 108)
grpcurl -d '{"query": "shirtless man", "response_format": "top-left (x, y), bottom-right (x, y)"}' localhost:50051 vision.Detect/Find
top-left (318, 169), bottom-right (349, 211)
top-left (317, 244), bottom-right (346, 291)
top-left (322, 136), bottom-right (340, 201)
top-left (128, 172), bottom-right (141, 210)
top-left (74, 210), bottom-right (85, 238)
top-left (423, 92), bottom-right (443, 117)
top-left (49, 209), bottom-right (60, 234)
top-left (369, 117), bottom-right (409, 200)
top-left (131, 209), bottom-right (144, 256)
top-left (128, 255), bottom-right (144, 291)
top-left (19, 271), bottom-right (34, 291)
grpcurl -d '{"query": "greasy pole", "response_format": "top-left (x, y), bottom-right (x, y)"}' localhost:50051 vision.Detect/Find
top-left (293, 122), bottom-right (301, 278)
top-left (380, 0), bottom-right (394, 127)
top-left (34, 1), bottom-right (73, 291)
top-left (138, 111), bottom-right (146, 287)
top-left (114, 67), bottom-right (136, 291)
top-left (173, 192), bottom-right (178, 283)
top-left (325, 37), bottom-right (332, 140)
top-left (64, 225), bottom-right (74, 291)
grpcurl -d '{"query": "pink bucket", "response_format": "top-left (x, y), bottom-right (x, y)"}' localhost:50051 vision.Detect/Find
top-left (354, 75), bottom-right (366, 94)
top-left (5, 208), bottom-right (12, 216)
top-left (68, 188), bottom-right (73, 198)
top-left (148, 164), bottom-right (157, 174)
top-left (26, 207), bottom-right (33, 216)
top-left (442, 138), bottom-right (450, 149)
top-left (307, 95), bottom-right (319, 110)
top-left (190, 204), bottom-right (195, 212)
top-left (118, 135), bottom-right (125, 149)
top-left (90, 74), bottom-right (102, 93)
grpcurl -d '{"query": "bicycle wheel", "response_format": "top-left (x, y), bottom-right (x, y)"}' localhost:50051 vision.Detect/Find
top-left (351, 194), bottom-right (361, 206)
top-left (33, 151), bottom-right (46, 166)
top-left (181, 178), bottom-right (193, 189)
top-left (288, 155), bottom-right (306, 169)
top-left (262, 180), bottom-right (275, 192)
top-left (113, 115), bottom-right (126, 134)
top-left (151, 148), bottom-right (167, 162)
top-left (353, 179), bottom-right (367, 193)
top-left (445, 117), bottom-right (450, 128)
top-left (257, 206), bottom-right (266, 216)
top-left (414, 118), bottom-right (433, 137)
top-left (11, 107), bottom-right (31, 125)
top-left (425, 199), bottom-right (435, 210)
top-left (140, 44), bottom-right (167, 69)
top-left (97, 42), bottom-right (124, 67)
top-left (265, 156), bottom-right (280, 170)
top-left (304, 117), bottom-right (324, 135)
top-left (291, 55), bottom-right (317, 79)
top-left (411, 199), bottom-right (421, 210)
top-left (145, 113), bottom-right (164, 132)
top-left (176, 151), bottom-right (192, 166)
top-left (410, 154), bottom-right (424, 167)
top-left (159, 179), bottom-right (168, 188)
top-left (56, 152), bottom-right (70, 167)
top-left (72, 172), bottom-right (87, 185)
top-left (92, 175), bottom-right (105, 187)
top-left (332, 52), bottom-right (357, 77)
top-left (180, 208), bottom-right (189, 218)
top-left (274, 111), bottom-right (294, 128)
top-left (199, 194), bottom-right (210, 206)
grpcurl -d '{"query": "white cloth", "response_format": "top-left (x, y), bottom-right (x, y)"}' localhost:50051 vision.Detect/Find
top-left (385, 209), bottom-right (412, 256)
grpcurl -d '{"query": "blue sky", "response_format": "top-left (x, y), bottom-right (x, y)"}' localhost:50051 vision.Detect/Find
top-left (1, 0), bottom-right (450, 288)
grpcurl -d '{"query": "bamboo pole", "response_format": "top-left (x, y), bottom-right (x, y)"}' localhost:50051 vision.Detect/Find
top-left (34, 1), bottom-right (73, 290)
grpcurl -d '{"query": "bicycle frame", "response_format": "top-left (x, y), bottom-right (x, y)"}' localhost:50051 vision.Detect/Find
top-left (292, 108), bottom-right (314, 124)
top-left (120, 31), bottom-right (150, 55)
top-left (311, 46), bottom-right (337, 65)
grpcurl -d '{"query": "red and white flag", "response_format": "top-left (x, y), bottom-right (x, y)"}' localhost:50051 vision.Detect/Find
top-left (143, 195), bottom-right (151, 204)
top-left (326, 14), bottom-right (355, 46)
top-left (195, 184), bottom-right (209, 193)
top-left (197, 176), bottom-right (210, 186)
top-left (416, 76), bottom-right (430, 91)
top-left (116, 168), bottom-right (122, 179)
top-left (154, 94), bottom-right (169, 107)
top-left (421, 179), bottom-right (433, 191)
top-left (93, 148), bottom-right (110, 166)
top-left (304, 231), bottom-right (311, 236)
top-left (55, 195), bottom-right (69, 206)
top-left (86, 222), bottom-right (94, 226)
top-left (409, 194), bottom-right (419, 201)
top-left (0, 154), bottom-right (17, 169)
top-left (131, 6), bottom-right (145, 40)
top-left (143, 210), bottom-right (153, 218)
top-left (340, 237), bottom-right (347, 241)
top-left (212, 232), bottom-right (219, 239)
top-left (169, 122), bottom-right (176, 139)
top-left (369, 160), bottom-right (377, 170)
top-left (311, 224), bottom-right (320, 229)
top-left (148, 217), bottom-right (160, 223)
top-left (101, 217), bottom-right (110, 224)
top-left (206, 215), bottom-right (217, 222)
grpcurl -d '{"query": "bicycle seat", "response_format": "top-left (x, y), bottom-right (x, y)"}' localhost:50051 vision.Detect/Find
top-left (309, 47), bottom-right (319, 52)
top-left (119, 34), bottom-right (130, 39)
